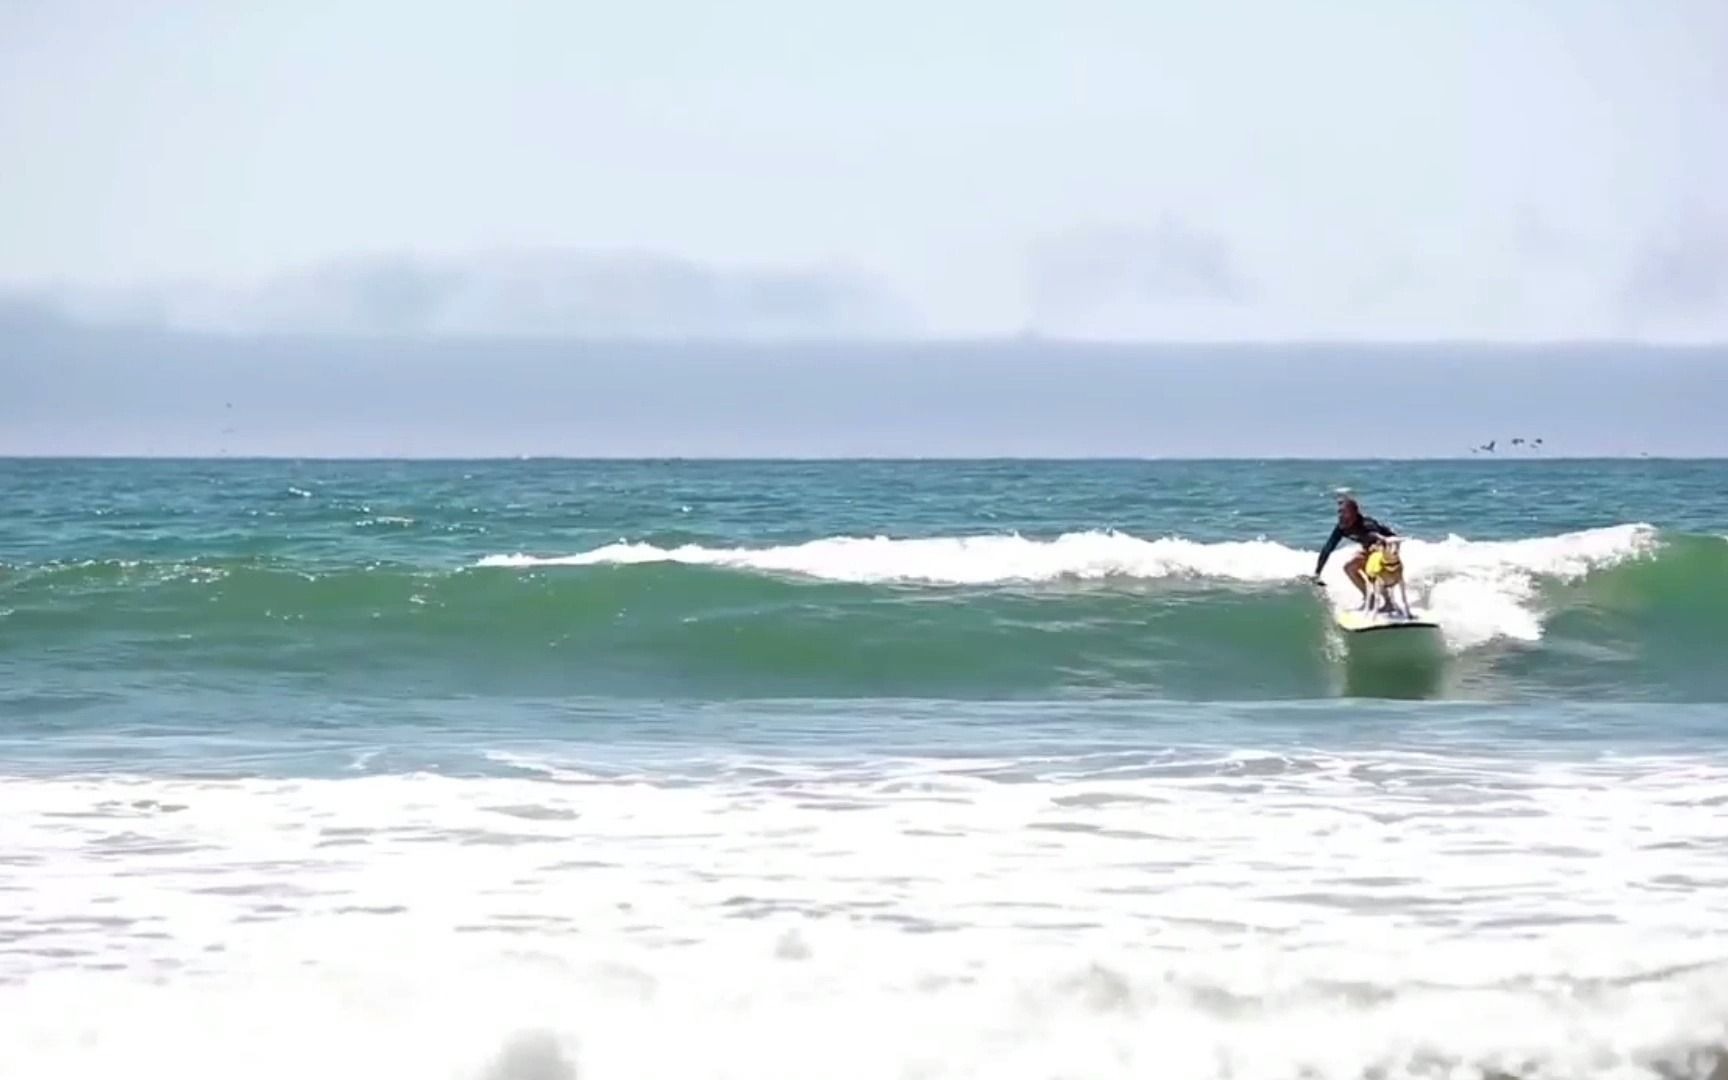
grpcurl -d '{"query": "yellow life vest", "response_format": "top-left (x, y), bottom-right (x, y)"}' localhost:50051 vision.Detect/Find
top-left (1366, 548), bottom-right (1401, 578)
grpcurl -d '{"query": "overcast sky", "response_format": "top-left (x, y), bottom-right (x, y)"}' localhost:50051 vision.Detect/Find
top-left (2, 0), bottom-right (1725, 342)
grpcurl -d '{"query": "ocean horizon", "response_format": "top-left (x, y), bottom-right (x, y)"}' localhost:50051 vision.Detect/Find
top-left (8, 324), bottom-right (1728, 458)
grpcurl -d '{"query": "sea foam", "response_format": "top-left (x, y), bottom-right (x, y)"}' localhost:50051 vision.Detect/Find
top-left (2, 746), bottom-right (1725, 1079)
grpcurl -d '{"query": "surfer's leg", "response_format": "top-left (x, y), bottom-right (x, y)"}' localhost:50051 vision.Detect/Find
top-left (1344, 550), bottom-right (1368, 598)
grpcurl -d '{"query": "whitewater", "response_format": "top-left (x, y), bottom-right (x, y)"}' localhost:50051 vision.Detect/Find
top-left (5, 742), bottom-right (1728, 1079)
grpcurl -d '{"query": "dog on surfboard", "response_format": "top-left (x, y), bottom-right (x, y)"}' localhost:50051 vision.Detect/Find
top-left (1360, 537), bottom-right (1411, 618)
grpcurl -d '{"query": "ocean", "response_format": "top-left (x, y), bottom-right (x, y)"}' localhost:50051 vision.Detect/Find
top-left (3, 457), bottom-right (1727, 1079)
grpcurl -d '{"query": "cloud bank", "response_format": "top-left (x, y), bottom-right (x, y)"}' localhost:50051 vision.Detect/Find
top-left (37, 251), bottom-right (914, 340)
top-left (17, 221), bottom-right (1727, 345)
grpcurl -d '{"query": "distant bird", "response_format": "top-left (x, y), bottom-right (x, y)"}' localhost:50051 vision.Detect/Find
top-left (1511, 437), bottom-right (1525, 447)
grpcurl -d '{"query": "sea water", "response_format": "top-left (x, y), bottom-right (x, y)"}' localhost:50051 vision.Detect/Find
top-left (2, 458), bottom-right (1727, 1078)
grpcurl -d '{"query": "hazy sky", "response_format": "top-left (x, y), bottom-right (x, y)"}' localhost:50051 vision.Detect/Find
top-left (2, 0), bottom-right (1726, 341)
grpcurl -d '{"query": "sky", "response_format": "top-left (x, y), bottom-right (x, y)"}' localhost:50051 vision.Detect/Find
top-left (2, 0), bottom-right (1726, 342)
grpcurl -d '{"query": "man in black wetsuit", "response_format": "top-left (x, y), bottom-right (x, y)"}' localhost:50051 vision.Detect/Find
top-left (1313, 488), bottom-right (1396, 601)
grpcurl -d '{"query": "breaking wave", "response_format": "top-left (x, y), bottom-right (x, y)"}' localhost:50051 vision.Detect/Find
top-left (9, 524), bottom-right (1726, 699)
top-left (480, 523), bottom-right (1665, 650)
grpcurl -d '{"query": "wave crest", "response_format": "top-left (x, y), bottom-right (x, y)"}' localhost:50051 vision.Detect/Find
top-left (479, 524), bottom-right (1661, 649)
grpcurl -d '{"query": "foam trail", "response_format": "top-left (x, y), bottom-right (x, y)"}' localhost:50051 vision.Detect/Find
top-left (479, 524), bottom-right (1659, 648)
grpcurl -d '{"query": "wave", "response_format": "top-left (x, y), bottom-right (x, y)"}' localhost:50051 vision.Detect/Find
top-left (480, 524), bottom-right (1663, 649)
top-left (7, 525), bottom-right (1724, 700)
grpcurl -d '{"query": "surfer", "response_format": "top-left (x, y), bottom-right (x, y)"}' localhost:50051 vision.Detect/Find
top-left (1313, 488), bottom-right (1396, 601)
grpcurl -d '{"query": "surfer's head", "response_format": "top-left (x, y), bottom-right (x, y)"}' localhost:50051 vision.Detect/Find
top-left (1333, 487), bottom-right (1360, 522)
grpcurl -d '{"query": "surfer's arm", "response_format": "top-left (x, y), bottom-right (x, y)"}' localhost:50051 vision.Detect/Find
top-left (1314, 526), bottom-right (1344, 576)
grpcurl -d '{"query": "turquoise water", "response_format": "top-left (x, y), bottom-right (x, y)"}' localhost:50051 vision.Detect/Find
top-left (4, 458), bottom-right (1728, 1078)
top-left (3, 458), bottom-right (1726, 715)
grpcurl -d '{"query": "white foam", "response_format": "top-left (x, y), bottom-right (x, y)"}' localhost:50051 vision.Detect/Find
top-left (1400, 524), bottom-right (1660, 647)
top-left (479, 532), bottom-right (1315, 583)
top-left (479, 524), bottom-right (1660, 649)
top-left (2, 749), bottom-right (1726, 1078)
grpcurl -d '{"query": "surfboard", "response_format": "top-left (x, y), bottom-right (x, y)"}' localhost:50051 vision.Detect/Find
top-left (1332, 608), bottom-right (1441, 634)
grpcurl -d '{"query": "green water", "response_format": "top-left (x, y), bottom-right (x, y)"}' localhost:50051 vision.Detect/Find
top-left (2, 458), bottom-right (1724, 709)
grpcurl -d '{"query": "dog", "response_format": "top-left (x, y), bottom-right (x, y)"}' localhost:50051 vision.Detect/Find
top-left (1361, 537), bottom-right (1411, 618)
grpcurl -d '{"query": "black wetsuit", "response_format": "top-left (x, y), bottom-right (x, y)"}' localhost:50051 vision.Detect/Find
top-left (1315, 515), bottom-right (1395, 576)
